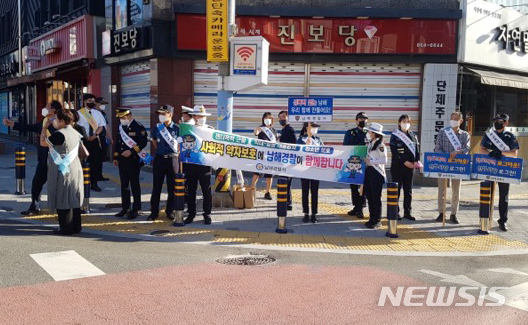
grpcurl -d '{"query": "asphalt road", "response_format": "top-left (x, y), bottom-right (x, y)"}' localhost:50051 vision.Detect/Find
top-left (1, 217), bottom-right (528, 324)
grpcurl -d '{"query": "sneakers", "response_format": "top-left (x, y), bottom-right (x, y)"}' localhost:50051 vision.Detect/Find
top-left (450, 214), bottom-right (460, 224)
top-left (365, 221), bottom-right (381, 229)
top-left (498, 221), bottom-right (508, 232)
top-left (311, 215), bottom-right (318, 224)
top-left (264, 192), bottom-right (272, 200)
top-left (436, 213), bottom-right (444, 222)
top-left (302, 214), bottom-right (310, 223)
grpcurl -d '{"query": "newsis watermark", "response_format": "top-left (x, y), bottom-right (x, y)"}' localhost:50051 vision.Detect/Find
top-left (378, 286), bottom-right (508, 307)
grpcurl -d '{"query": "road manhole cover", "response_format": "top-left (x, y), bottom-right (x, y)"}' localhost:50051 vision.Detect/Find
top-left (215, 254), bottom-right (276, 266)
top-left (150, 230), bottom-right (171, 236)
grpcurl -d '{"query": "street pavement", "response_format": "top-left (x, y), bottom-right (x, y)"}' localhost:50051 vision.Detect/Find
top-left (1, 138), bottom-right (528, 324)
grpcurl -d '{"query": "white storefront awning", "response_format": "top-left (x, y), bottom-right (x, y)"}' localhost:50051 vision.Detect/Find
top-left (467, 67), bottom-right (528, 90)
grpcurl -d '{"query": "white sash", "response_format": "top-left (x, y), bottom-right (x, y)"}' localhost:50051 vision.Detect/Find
top-left (119, 124), bottom-right (152, 164)
top-left (444, 127), bottom-right (462, 151)
top-left (302, 136), bottom-right (321, 146)
top-left (368, 142), bottom-right (387, 181)
top-left (486, 128), bottom-right (510, 151)
top-left (261, 127), bottom-right (276, 142)
top-left (392, 129), bottom-right (415, 158)
top-left (157, 123), bottom-right (179, 153)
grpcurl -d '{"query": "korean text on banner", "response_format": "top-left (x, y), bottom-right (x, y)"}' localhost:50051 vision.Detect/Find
top-left (423, 152), bottom-right (471, 180)
top-left (288, 97), bottom-right (334, 123)
top-left (179, 124), bottom-right (367, 185)
top-left (206, 0), bottom-right (229, 62)
top-left (471, 154), bottom-right (523, 185)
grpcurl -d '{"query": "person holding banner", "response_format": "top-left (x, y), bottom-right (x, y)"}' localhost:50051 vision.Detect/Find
top-left (479, 113), bottom-right (520, 232)
top-left (252, 112), bottom-right (278, 200)
top-left (434, 111), bottom-right (471, 224)
top-left (40, 107), bottom-right (86, 235)
top-left (390, 114), bottom-right (420, 221)
top-left (297, 122), bottom-right (323, 223)
top-left (77, 94), bottom-right (107, 192)
top-left (363, 122), bottom-right (387, 229)
top-left (278, 110), bottom-right (297, 210)
top-left (148, 105), bottom-right (180, 221)
top-left (184, 105), bottom-right (214, 225)
top-left (3, 102), bottom-right (58, 215)
top-left (343, 112), bottom-right (369, 218)
top-left (113, 108), bottom-right (148, 220)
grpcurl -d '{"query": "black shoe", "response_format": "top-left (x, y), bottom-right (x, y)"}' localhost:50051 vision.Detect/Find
top-left (115, 209), bottom-right (128, 217)
top-left (403, 214), bottom-right (416, 221)
top-left (347, 210), bottom-right (356, 216)
top-left (53, 228), bottom-right (72, 235)
top-left (436, 213), bottom-right (444, 222)
top-left (287, 204), bottom-right (293, 211)
top-left (498, 221), bottom-right (508, 232)
top-left (397, 214), bottom-right (402, 221)
top-left (165, 211), bottom-right (175, 221)
top-left (302, 214), bottom-right (310, 223)
top-left (264, 192), bottom-right (272, 200)
top-left (356, 210), bottom-right (364, 219)
top-left (311, 215), bottom-right (318, 224)
top-left (365, 221), bottom-right (381, 229)
top-left (126, 210), bottom-right (139, 220)
top-left (146, 213), bottom-right (158, 221)
top-left (98, 177), bottom-right (110, 181)
top-left (91, 184), bottom-right (102, 192)
top-left (450, 214), bottom-right (460, 224)
top-left (184, 216), bottom-right (194, 224)
top-left (204, 215), bottom-right (212, 225)
top-left (21, 208), bottom-right (41, 216)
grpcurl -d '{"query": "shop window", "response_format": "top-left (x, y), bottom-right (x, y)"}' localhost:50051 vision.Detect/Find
top-left (496, 87), bottom-right (528, 127)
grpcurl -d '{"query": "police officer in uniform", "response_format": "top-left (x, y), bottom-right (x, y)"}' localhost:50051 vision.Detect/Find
top-left (3, 101), bottom-right (58, 215)
top-left (148, 105), bottom-right (179, 221)
top-left (480, 113), bottom-right (520, 232)
top-left (389, 114), bottom-right (420, 221)
top-left (343, 112), bottom-right (369, 218)
top-left (184, 105), bottom-right (213, 225)
top-left (113, 108), bottom-right (148, 219)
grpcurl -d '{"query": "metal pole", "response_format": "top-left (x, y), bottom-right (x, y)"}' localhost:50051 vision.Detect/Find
top-left (15, 147), bottom-right (26, 195)
top-left (173, 173), bottom-right (186, 227)
top-left (478, 181), bottom-right (492, 235)
top-left (17, 0), bottom-right (22, 77)
top-left (386, 182), bottom-right (399, 238)
top-left (276, 177), bottom-right (288, 234)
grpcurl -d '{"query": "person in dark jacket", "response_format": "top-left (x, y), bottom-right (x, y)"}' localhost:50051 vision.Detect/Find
top-left (278, 110), bottom-right (297, 210)
top-left (251, 112), bottom-right (278, 200)
top-left (343, 112), bottom-right (369, 218)
top-left (389, 114), bottom-right (421, 221)
top-left (3, 102), bottom-right (59, 215)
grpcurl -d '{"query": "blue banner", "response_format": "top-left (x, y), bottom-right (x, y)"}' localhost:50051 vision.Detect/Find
top-left (423, 152), bottom-right (471, 180)
top-left (288, 97), bottom-right (333, 123)
top-left (471, 154), bottom-right (523, 184)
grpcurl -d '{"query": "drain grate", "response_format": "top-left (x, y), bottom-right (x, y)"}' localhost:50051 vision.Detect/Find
top-left (216, 254), bottom-right (276, 266)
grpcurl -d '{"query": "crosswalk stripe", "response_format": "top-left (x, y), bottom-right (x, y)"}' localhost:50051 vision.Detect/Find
top-left (30, 250), bottom-right (105, 281)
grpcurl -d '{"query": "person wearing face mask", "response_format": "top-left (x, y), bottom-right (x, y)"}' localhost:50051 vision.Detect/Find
top-left (363, 122), bottom-right (388, 229)
top-left (479, 113), bottom-right (520, 232)
top-left (343, 112), bottom-right (369, 219)
top-left (3, 102), bottom-right (58, 215)
top-left (434, 111), bottom-right (471, 225)
top-left (184, 105), bottom-right (214, 225)
top-left (77, 93), bottom-right (107, 192)
top-left (297, 122), bottom-right (323, 223)
top-left (252, 112), bottom-right (278, 200)
top-left (148, 105), bottom-right (180, 221)
top-left (180, 106), bottom-right (196, 125)
top-left (277, 111), bottom-right (297, 210)
top-left (113, 108), bottom-right (148, 220)
top-left (389, 114), bottom-right (421, 221)
top-left (95, 97), bottom-right (112, 179)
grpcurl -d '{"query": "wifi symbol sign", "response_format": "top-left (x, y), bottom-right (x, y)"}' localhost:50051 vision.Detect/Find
top-left (236, 46), bottom-right (254, 61)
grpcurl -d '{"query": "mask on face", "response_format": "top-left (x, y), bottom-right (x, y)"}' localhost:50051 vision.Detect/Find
top-left (279, 120), bottom-right (287, 127)
top-left (400, 123), bottom-right (411, 132)
top-left (197, 117), bottom-right (206, 126)
top-left (120, 118), bottom-right (129, 126)
top-left (264, 118), bottom-right (272, 126)
top-left (42, 108), bottom-right (49, 117)
top-left (86, 102), bottom-right (96, 109)
top-left (450, 120), bottom-right (460, 128)
top-left (186, 118), bottom-right (195, 125)
top-left (159, 115), bottom-right (168, 123)
top-left (99, 105), bottom-right (106, 111)
top-left (311, 128), bottom-right (319, 134)
top-left (358, 121), bottom-right (366, 128)
top-left (494, 122), bottom-right (504, 130)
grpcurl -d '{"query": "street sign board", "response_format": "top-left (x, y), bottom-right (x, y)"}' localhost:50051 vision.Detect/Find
top-left (288, 97), bottom-right (334, 123)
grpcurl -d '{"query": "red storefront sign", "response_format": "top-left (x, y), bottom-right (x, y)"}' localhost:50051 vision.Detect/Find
top-left (177, 14), bottom-right (457, 55)
top-left (28, 15), bottom-right (95, 72)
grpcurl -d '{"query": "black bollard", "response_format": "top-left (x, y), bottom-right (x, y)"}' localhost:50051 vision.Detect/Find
top-left (173, 173), bottom-right (186, 227)
top-left (82, 162), bottom-right (91, 213)
top-left (386, 182), bottom-right (399, 238)
top-left (275, 177), bottom-right (288, 234)
top-left (478, 181), bottom-right (492, 235)
top-left (15, 147), bottom-right (26, 195)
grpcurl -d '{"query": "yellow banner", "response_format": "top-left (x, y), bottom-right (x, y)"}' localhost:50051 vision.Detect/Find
top-left (206, 0), bottom-right (229, 62)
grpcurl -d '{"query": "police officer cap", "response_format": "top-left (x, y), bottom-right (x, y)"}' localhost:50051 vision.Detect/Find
top-left (115, 107), bottom-right (132, 118)
top-left (157, 105), bottom-right (174, 114)
top-left (348, 155), bottom-right (361, 163)
top-left (96, 97), bottom-right (108, 104)
top-left (356, 112), bottom-right (368, 119)
top-left (493, 113), bottom-right (509, 121)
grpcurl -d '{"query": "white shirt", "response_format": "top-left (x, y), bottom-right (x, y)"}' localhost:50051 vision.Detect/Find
top-left (367, 141), bottom-right (388, 178)
top-left (77, 108), bottom-right (106, 135)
